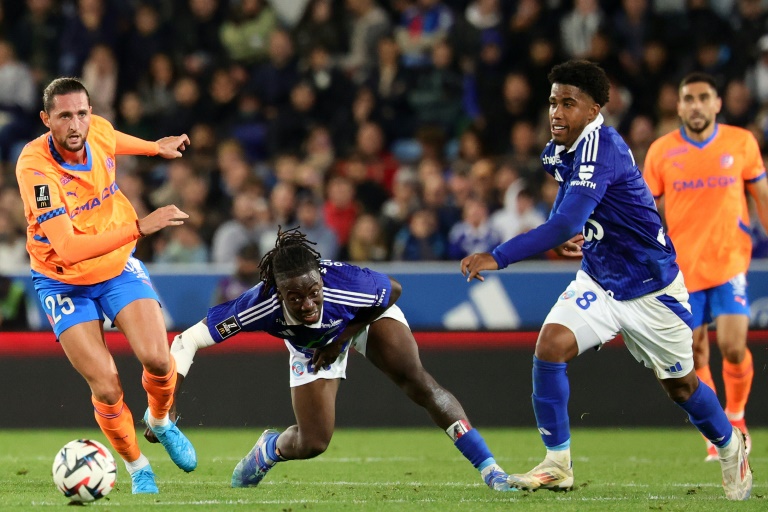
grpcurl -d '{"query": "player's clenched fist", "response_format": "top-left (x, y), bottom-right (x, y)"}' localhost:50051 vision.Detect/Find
top-left (460, 252), bottom-right (498, 282)
top-left (138, 205), bottom-right (189, 236)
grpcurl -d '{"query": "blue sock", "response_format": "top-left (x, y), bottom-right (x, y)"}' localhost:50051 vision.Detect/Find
top-left (264, 432), bottom-right (282, 463)
top-left (454, 429), bottom-right (496, 470)
top-left (532, 356), bottom-right (571, 448)
top-left (677, 379), bottom-right (733, 447)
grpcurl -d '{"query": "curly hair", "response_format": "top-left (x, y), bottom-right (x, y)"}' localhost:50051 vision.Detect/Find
top-left (259, 226), bottom-right (321, 293)
top-left (548, 60), bottom-right (610, 107)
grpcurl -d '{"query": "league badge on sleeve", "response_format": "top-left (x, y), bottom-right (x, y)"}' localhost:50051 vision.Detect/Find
top-left (215, 316), bottom-right (241, 339)
top-left (34, 184), bottom-right (51, 209)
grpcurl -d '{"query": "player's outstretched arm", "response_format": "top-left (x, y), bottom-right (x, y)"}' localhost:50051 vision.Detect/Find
top-left (155, 134), bottom-right (190, 159)
top-left (747, 178), bottom-right (768, 233)
top-left (460, 252), bottom-right (498, 282)
top-left (137, 205), bottom-right (189, 236)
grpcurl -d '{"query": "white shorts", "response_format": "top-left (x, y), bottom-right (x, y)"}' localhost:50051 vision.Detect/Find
top-left (286, 305), bottom-right (410, 387)
top-left (544, 270), bottom-right (694, 379)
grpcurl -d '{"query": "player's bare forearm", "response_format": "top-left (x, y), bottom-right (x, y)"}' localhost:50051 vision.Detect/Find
top-left (553, 234), bottom-right (584, 258)
top-left (156, 134), bottom-right (190, 159)
top-left (137, 205), bottom-right (189, 236)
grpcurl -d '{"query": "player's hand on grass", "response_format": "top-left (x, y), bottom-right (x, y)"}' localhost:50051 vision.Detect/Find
top-left (138, 205), bottom-right (189, 236)
top-left (460, 252), bottom-right (498, 282)
top-left (156, 134), bottom-right (190, 158)
top-left (553, 234), bottom-right (584, 258)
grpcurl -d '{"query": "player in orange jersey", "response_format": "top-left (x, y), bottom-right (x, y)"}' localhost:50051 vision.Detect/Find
top-left (644, 72), bottom-right (768, 461)
top-left (15, 78), bottom-right (197, 494)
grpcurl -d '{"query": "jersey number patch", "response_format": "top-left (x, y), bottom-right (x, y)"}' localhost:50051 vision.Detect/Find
top-left (44, 294), bottom-right (75, 324)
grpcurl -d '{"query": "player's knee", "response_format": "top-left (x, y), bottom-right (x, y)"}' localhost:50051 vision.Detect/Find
top-left (141, 354), bottom-right (172, 376)
top-left (91, 383), bottom-right (123, 405)
top-left (719, 344), bottom-right (745, 364)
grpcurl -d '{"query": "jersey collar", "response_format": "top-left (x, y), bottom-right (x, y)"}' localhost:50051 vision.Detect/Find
top-left (679, 123), bottom-right (719, 149)
top-left (562, 113), bottom-right (604, 154)
top-left (48, 135), bottom-right (93, 171)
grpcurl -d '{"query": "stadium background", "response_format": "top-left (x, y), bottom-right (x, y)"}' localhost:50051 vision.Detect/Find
top-left (0, 0), bottom-right (767, 429)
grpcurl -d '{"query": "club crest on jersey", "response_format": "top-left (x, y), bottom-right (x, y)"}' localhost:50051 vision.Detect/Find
top-left (578, 164), bottom-right (594, 181)
top-left (60, 173), bottom-right (76, 185)
top-left (215, 316), bottom-right (241, 338)
top-left (291, 361), bottom-right (306, 377)
top-left (34, 184), bottom-right (51, 209)
top-left (720, 154), bottom-right (734, 169)
top-left (106, 157), bottom-right (115, 173)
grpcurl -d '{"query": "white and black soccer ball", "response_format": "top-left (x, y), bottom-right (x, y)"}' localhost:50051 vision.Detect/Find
top-left (52, 439), bottom-right (117, 502)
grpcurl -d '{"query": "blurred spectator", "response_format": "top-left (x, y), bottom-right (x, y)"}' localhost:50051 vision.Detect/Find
top-left (507, 0), bottom-right (558, 53)
top-left (602, 79), bottom-right (634, 136)
top-left (630, 38), bottom-right (676, 114)
top-left (483, 72), bottom-right (537, 155)
top-left (345, 213), bottom-right (389, 261)
top-left (116, 91), bottom-right (155, 141)
top-left (490, 185), bottom-right (545, 242)
top-left (120, 3), bottom-right (170, 91)
top-left (150, 159), bottom-right (194, 208)
top-left (745, 35), bottom-right (768, 105)
top-left (392, 208), bottom-right (446, 260)
top-left (729, 0), bottom-right (768, 76)
top-left (395, 0), bottom-right (454, 69)
top-left (212, 190), bottom-right (270, 264)
top-left (302, 125), bottom-right (335, 175)
top-left (303, 45), bottom-right (355, 126)
top-left (212, 242), bottom-right (261, 305)
top-left (138, 52), bottom-right (177, 120)
top-left (612, 0), bottom-right (667, 78)
top-left (201, 67), bottom-right (240, 133)
top-left (721, 79), bottom-right (757, 127)
top-left (339, 0), bottom-right (391, 82)
top-left (451, 0), bottom-right (504, 68)
top-left (407, 40), bottom-right (464, 136)
top-left (178, 171), bottom-right (222, 246)
top-left (10, 0), bottom-right (62, 86)
top-left (249, 29), bottom-right (300, 118)
top-left (381, 166), bottom-right (420, 236)
top-left (323, 174), bottom-right (358, 247)
top-left (365, 35), bottom-right (413, 141)
top-left (268, 81), bottom-right (318, 156)
top-left (154, 224), bottom-right (209, 264)
top-left (351, 120), bottom-right (399, 192)
top-left (81, 43), bottom-right (118, 121)
top-left (468, 158), bottom-right (499, 211)
top-left (421, 172), bottom-right (461, 238)
top-left (451, 126), bottom-right (485, 175)
top-left (331, 85), bottom-right (380, 155)
top-left (506, 120), bottom-right (542, 183)
top-left (520, 35), bottom-right (560, 110)
top-left (267, 180), bottom-right (297, 228)
top-left (560, 0), bottom-right (604, 60)
top-left (0, 39), bottom-right (36, 164)
top-left (219, 0), bottom-right (276, 66)
top-left (292, 195), bottom-right (339, 259)
top-left (58, 0), bottom-right (118, 76)
top-left (230, 90), bottom-right (269, 162)
top-left (0, 208), bottom-right (27, 272)
top-left (293, 0), bottom-right (346, 58)
top-left (626, 114), bottom-right (656, 170)
top-left (162, 75), bottom-right (203, 136)
top-left (447, 195), bottom-right (502, 260)
top-left (173, 0), bottom-right (225, 77)
top-left (654, 81), bottom-right (682, 137)
top-left (0, 274), bottom-right (29, 330)
top-left (343, 151), bottom-right (390, 215)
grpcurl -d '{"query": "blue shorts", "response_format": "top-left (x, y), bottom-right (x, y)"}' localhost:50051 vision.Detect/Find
top-left (688, 273), bottom-right (750, 329)
top-left (32, 257), bottom-right (159, 338)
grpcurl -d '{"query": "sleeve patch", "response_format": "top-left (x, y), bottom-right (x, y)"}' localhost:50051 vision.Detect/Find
top-left (36, 207), bottom-right (66, 224)
top-left (34, 184), bottom-right (51, 209)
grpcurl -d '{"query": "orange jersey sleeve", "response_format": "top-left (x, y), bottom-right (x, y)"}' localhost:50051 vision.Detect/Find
top-left (643, 125), bottom-right (764, 292)
top-left (115, 131), bottom-right (159, 156)
top-left (16, 115), bottom-right (143, 285)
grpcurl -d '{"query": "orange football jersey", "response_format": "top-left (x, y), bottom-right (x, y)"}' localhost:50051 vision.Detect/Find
top-left (17, 115), bottom-right (144, 285)
top-left (644, 124), bottom-right (765, 292)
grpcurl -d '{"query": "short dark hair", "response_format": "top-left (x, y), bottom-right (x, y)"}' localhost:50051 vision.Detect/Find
top-left (679, 72), bottom-right (718, 94)
top-left (548, 60), bottom-right (610, 106)
top-left (259, 227), bottom-right (321, 293)
top-left (42, 77), bottom-right (90, 113)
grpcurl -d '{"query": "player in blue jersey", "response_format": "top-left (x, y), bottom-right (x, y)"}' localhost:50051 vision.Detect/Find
top-left (148, 227), bottom-right (514, 492)
top-left (460, 60), bottom-right (752, 500)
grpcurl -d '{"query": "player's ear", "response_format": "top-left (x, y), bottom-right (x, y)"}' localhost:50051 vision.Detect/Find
top-left (40, 111), bottom-right (50, 128)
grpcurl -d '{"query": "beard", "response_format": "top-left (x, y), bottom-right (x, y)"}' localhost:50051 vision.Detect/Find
top-left (684, 116), bottom-right (712, 134)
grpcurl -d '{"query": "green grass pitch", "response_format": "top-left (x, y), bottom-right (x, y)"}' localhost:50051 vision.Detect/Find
top-left (0, 428), bottom-right (764, 510)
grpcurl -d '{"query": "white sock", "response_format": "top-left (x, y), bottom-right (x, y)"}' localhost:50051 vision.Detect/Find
top-left (717, 435), bottom-right (739, 459)
top-left (147, 412), bottom-right (170, 429)
top-left (124, 454), bottom-right (150, 474)
top-left (546, 448), bottom-right (571, 468)
top-left (726, 410), bottom-right (744, 422)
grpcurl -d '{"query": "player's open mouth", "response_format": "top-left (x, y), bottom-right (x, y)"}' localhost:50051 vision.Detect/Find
top-left (302, 311), bottom-right (319, 322)
top-left (551, 125), bottom-right (566, 135)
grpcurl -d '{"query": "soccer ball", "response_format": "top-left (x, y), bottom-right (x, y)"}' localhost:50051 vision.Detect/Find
top-left (52, 439), bottom-right (117, 502)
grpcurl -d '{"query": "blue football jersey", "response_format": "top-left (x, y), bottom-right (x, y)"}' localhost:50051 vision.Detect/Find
top-left (206, 260), bottom-right (392, 350)
top-left (541, 115), bottom-right (679, 300)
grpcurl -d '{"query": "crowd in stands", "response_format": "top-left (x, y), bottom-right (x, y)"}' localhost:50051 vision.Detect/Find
top-left (1, 0), bottom-right (768, 271)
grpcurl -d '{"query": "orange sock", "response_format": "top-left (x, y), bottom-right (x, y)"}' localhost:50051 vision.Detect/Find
top-left (92, 394), bottom-right (140, 462)
top-left (723, 349), bottom-right (753, 418)
top-left (695, 365), bottom-right (717, 394)
top-left (142, 356), bottom-right (177, 420)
